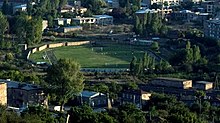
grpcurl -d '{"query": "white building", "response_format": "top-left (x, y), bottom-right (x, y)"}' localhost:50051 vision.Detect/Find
top-left (54, 18), bottom-right (72, 26)
top-left (93, 15), bottom-right (113, 25)
top-left (13, 4), bottom-right (27, 14)
top-left (72, 17), bottom-right (97, 24)
top-left (13, 2), bottom-right (35, 14)
top-left (142, 0), bottom-right (180, 8)
top-left (72, 15), bottom-right (113, 25)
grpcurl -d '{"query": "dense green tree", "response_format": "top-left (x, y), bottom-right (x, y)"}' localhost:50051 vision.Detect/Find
top-left (109, 103), bottom-right (146, 123)
top-left (14, 15), bottom-right (42, 44)
top-left (193, 45), bottom-right (201, 63)
top-left (59, 0), bottom-right (67, 8)
top-left (68, 105), bottom-right (116, 123)
top-left (47, 15), bottom-right (54, 27)
top-left (143, 53), bottom-right (150, 70)
top-left (26, 16), bottom-right (43, 44)
top-left (0, 11), bottom-right (8, 41)
top-left (134, 16), bottom-right (140, 34)
top-left (130, 56), bottom-right (137, 75)
top-left (2, 0), bottom-right (10, 15)
top-left (46, 59), bottom-right (84, 112)
top-left (151, 13), bottom-right (162, 35)
top-left (151, 42), bottom-right (159, 51)
top-left (137, 58), bottom-right (143, 75)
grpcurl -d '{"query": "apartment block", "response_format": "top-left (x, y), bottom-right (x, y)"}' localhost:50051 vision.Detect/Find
top-left (204, 19), bottom-right (220, 39)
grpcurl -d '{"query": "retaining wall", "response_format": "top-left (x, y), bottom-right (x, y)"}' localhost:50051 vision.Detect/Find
top-left (66, 41), bottom-right (90, 46)
top-left (27, 41), bottom-right (90, 60)
top-left (48, 42), bottom-right (65, 48)
top-left (32, 48), bottom-right (37, 53)
top-left (38, 45), bottom-right (47, 51)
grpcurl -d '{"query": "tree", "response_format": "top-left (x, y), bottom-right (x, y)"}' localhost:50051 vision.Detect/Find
top-left (27, 0), bottom-right (33, 15)
top-left (47, 15), bottom-right (54, 28)
top-left (137, 58), bottom-right (143, 75)
top-left (134, 16), bottom-right (141, 34)
top-left (0, 11), bottom-right (8, 41)
top-left (151, 42), bottom-right (159, 51)
top-left (46, 59), bottom-right (84, 112)
top-left (26, 16), bottom-right (43, 44)
top-left (2, 0), bottom-right (10, 15)
top-left (143, 53), bottom-right (150, 70)
top-left (151, 13), bottom-right (161, 35)
top-left (59, 0), bottom-right (67, 8)
top-left (109, 103), bottom-right (146, 123)
top-left (69, 105), bottom-right (116, 123)
top-left (130, 56), bottom-right (137, 75)
top-left (193, 45), bottom-right (201, 63)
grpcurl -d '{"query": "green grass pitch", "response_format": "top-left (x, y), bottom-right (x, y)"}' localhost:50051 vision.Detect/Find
top-left (29, 44), bottom-right (146, 68)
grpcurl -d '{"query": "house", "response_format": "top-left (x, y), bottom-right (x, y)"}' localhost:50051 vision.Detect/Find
top-left (59, 26), bottom-right (83, 33)
top-left (79, 90), bottom-right (108, 108)
top-left (105, 0), bottom-right (120, 8)
top-left (59, 2), bottom-right (87, 14)
top-left (0, 82), bottom-right (7, 106)
top-left (13, 2), bottom-right (35, 14)
top-left (135, 9), bottom-right (172, 19)
top-left (60, 4), bottom-right (75, 13)
top-left (54, 18), bottom-right (72, 26)
top-left (13, 4), bottom-right (27, 14)
top-left (142, 0), bottom-right (180, 8)
top-left (194, 81), bottom-right (213, 90)
top-left (119, 89), bottom-right (151, 108)
top-left (150, 77), bottom-right (192, 89)
top-left (0, 79), bottom-right (47, 108)
top-left (170, 10), bottom-right (211, 23)
top-left (93, 15), bottom-right (113, 25)
top-left (72, 15), bottom-right (113, 25)
top-left (204, 19), bottom-right (220, 39)
top-left (72, 17), bottom-right (97, 25)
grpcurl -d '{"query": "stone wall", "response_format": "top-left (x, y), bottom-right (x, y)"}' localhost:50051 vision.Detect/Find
top-left (66, 41), bottom-right (90, 46)
top-left (38, 45), bottom-right (47, 51)
top-left (48, 43), bottom-right (65, 48)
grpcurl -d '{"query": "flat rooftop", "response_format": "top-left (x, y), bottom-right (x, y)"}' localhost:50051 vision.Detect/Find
top-left (0, 79), bottom-right (42, 91)
top-left (206, 19), bottom-right (220, 25)
top-left (93, 15), bottom-right (113, 19)
top-left (195, 81), bottom-right (213, 84)
top-left (154, 77), bottom-right (190, 82)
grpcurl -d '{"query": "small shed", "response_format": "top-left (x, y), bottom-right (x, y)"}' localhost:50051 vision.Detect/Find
top-left (194, 81), bottom-right (213, 90)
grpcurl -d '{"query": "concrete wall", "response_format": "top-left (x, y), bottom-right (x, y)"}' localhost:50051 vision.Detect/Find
top-left (0, 83), bottom-right (7, 106)
top-left (32, 48), bottom-right (37, 53)
top-left (48, 43), bottom-right (65, 48)
top-left (66, 41), bottom-right (90, 46)
top-left (38, 45), bottom-right (47, 51)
